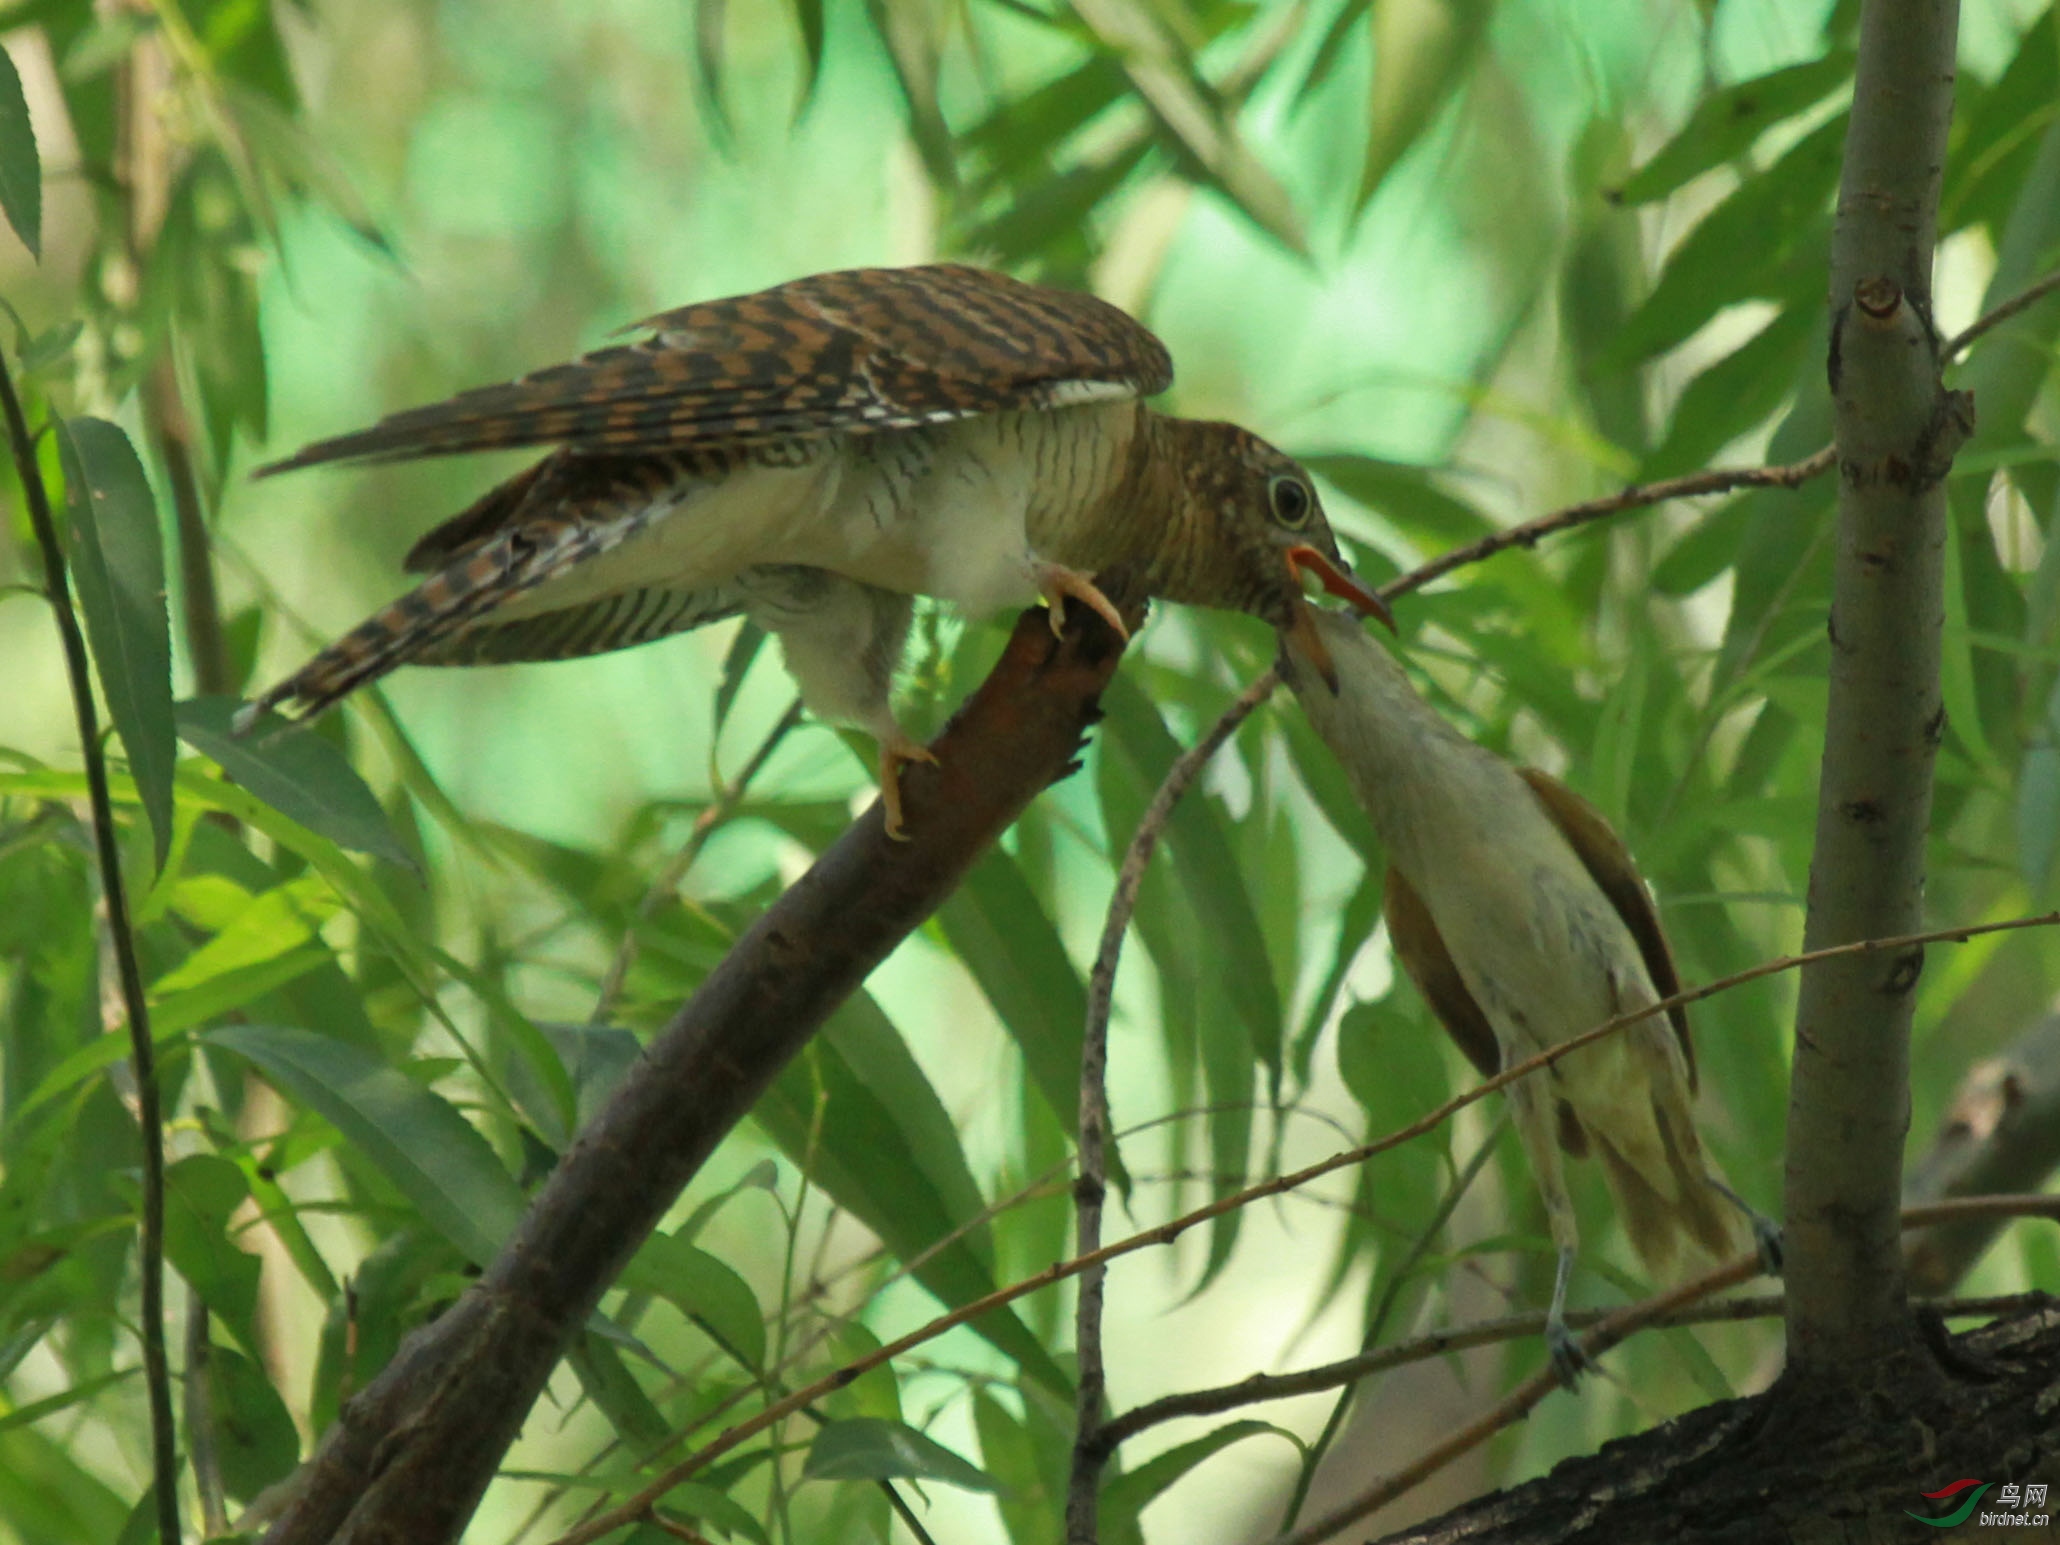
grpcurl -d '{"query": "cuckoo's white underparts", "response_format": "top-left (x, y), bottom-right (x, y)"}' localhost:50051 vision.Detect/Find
top-left (237, 264), bottom-right (1386, 834)
top-left (1284, 611), bottom-right (1757, 1383)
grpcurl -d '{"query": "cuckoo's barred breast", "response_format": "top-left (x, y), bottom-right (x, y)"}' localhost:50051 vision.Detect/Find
top-left (259, 265), bottom-right (1175, 473)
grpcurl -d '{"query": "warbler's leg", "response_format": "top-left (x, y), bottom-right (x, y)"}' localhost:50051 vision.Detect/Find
top-left (1033, 563), bottom-right (1129, 642)
top-left (1508, 1078), bottom-right (1591, 1390)
top-left (1545, 1245), bottom-right (1591, 1391)
top-left (1710, 1178), bottom-right (1785, 1276)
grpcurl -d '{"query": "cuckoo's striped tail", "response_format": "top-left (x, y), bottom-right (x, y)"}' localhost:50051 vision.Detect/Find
top-left (232, 519), bottom-right (633, 735)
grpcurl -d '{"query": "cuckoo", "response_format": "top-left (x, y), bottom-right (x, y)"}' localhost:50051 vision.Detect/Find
top-left (1285, 610), bottom-right (1766, 1384)
top-left (238, 264), bottom-right (1386, 835)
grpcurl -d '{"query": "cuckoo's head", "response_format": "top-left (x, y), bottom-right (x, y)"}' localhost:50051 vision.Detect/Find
top-left (1171, 422), bottom-right (1393, 690)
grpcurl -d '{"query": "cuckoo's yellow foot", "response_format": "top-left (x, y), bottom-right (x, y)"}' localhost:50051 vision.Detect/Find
top-left (1284, 610), bottom-right (1767, 1389)
top-left (237, 264), bottom-right (1385, 831)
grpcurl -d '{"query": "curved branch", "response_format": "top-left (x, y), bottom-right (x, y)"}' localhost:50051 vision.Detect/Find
top-left (1067, 665), bottom-right (1276, 1540)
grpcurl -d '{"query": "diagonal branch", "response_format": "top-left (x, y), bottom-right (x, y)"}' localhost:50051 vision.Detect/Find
top-left (258, 600), bottom-right (1131, 1545)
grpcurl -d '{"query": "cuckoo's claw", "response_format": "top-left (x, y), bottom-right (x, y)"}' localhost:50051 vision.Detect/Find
top-left (878, 735), bottom-right (941, 842)
top-left (1035, 564), bottom-right (1129, 642)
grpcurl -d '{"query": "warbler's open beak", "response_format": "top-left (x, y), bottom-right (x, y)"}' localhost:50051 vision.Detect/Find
top-left (1284, 603), bottom-right (1340, 691)
top-left (1283, 546), bottom-right (1393, 694)
top-left (1286, 545), bottom-right (1394, 631)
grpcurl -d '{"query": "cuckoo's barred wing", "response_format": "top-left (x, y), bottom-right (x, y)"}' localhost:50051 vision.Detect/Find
top-left (258, 264), bottom-right (1174, 473)
top-left (414, 583), bottom-right (749, 667)
top-left (234, 515), bottom-right (652, 729)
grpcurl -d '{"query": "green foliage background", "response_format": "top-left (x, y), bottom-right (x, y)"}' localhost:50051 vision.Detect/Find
top-left (0, 0), bottom-right (2056, 1540)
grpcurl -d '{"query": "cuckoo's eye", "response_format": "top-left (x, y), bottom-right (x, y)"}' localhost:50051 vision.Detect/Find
top-left (1268, 474), bottom-right (1314, 529)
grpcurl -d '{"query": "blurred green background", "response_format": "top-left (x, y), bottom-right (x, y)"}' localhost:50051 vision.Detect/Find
top-left (1, 0), bottom-right (2056, 1540)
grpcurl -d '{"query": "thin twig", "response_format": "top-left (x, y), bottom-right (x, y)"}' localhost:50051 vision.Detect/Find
top-left (1270, 1195), bottom-right (2060, 1545)
top-left (590, 700), bottom-right (804, 1025)
top-left (549, 911), bottom-right (2060, 1545)
top-left (1943, 268), bottom-right (2060, 360)
top-left (1067, 667), bottom-right (1275, 1542)
top-left (1385, 449), bottom-right (1836, 602)
top-left (0, 359), bottom-right (180, 1540)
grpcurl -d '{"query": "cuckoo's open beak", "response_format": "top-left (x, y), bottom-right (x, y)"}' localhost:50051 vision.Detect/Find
top-left (1286, 545), bottom-right (1394, 631)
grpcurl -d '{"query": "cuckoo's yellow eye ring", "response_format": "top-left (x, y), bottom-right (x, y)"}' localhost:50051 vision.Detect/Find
top-left (1269, 474), bottom-right (1314, 529)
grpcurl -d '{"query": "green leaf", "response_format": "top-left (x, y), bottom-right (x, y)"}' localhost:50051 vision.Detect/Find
top-left (1303, 453), bottom-right (1496, 549)
top-left (162, 1155), bottom-right (262, 1357)
top-left (1102, 679), bottom-right (1282, 1090)
top-left (974, 1390), bottom-right (1058, 1545)
top-left (1070, 0), bottom-right (1305, 252)
top-left (1942, 14), bottom-right (2060, 236)
top-left (203, 1025), bottom-right (523, 1266)
top-left (1608, 113), bottom-right (1844, 367)
top-left (567, 1330), bottom-right (669, 1449)
top-left (1357, 0), bottom-right (1495, 211)
top-left (692, 0), bottom-right (734, 143)
top-left (938, 851), bottom-right (1089, 1140)
top-left (176, 697), bottom-right (413, 868)
top-left (202, 1343), bottom-right (298, 1502)
top-left (1612, 52), bottom-right (1856, 205)
top-left (1642, 303), bottom-right (1819, 480)
top-left (2019, 680), bottom-right (2060, 897)
top-left (151, 945), bottom-right (332, 1037)
top-left (1651, 496), bottom-right (1752, 598)
top-left (151, 873), bottom-right (338, 997)
top-left (863, 0), bottom-right (956, 191)
top-left (0, 39), bottom-right (39, 256)
top-left (1290, 867), bottom-right (1384, 1085)
top-left (621, 1231), bottom-right (766, 1371)
top-left (790, 0), bottom-right (826, 107)
top-left (1100, 1419), bottom-right (1297, 1526)
top-left (803, 1417), bottom-right (998, 1492)
top-left (55, 418), bottom-right (174, 868)
top-left (756, 997), bottom-right (1067, 1394)
top-left (712, 620), bottom-right (767, 738)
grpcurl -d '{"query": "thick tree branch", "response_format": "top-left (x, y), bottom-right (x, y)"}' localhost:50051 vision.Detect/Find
top-left (258, 601), bottom-right (1130, 1545)
top-left (1108, 1282), bottom-right (2050, 1456)
top-left (1313, 1295), bottom-right (2060, 1545)
top-left (1784, 0), bottom-right (1965, 1376)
